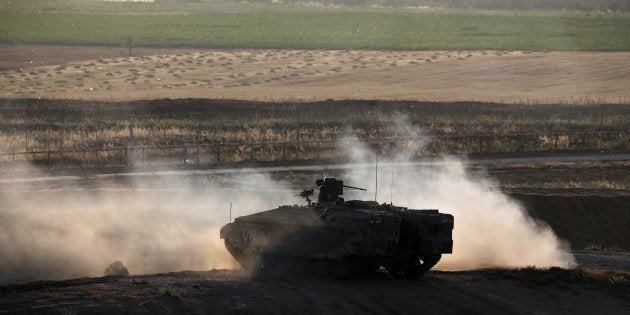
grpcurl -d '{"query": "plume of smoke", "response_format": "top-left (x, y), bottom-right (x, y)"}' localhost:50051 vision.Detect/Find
top-left (341, 132), bottom-right (575, 270)
top-left (0, 171), bottom-right (293, 284)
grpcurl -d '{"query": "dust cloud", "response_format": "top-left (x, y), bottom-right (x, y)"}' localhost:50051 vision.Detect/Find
top-left (0, 171), bottom-right (293, 284)
top-left (0, 123), bottom-right (575, 284)
top-left (342, 133), bottom-right (576, 270)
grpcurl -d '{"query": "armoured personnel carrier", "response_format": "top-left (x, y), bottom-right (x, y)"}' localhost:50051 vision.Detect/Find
top-left (220, 178), bottom-right (454, 278)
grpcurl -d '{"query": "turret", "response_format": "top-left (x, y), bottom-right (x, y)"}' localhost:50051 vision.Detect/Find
top-left (315, 177), bottom-right (366, 203)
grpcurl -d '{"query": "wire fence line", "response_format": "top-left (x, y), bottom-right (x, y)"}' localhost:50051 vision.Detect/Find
top-left (1, 130), bottom-right (628, 170)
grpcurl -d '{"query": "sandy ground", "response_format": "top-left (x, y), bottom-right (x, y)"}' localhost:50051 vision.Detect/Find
top-left (1, 44), bottom-right (630, 103)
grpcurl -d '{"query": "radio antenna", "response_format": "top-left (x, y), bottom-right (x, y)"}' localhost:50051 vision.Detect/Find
top-left (374, 115), bottom-right (379, 202)
top-left (375, 150), bottom-right (378, 202)
top-left (390, 158), bottom-right (394, 205)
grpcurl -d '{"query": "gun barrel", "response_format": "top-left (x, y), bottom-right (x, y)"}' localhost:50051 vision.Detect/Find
top-left (343, 184), bottom-right (367, 191)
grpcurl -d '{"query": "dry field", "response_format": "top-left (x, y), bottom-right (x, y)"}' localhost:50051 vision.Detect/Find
top-left (1, 44), bottom-right (629, 314)
top-left (2, 44), bottom-right (630, 103)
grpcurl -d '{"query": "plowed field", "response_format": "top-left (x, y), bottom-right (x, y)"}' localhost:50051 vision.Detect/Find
top-left (2, 44), bottom-right (630, 104)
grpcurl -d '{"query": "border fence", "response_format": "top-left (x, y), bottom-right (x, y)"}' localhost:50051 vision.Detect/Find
top-left (1, 130), bottom-right (627, 171)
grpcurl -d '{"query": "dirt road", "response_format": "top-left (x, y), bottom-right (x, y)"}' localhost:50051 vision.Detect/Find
top-left (1, 44), bottom-right (629, 104)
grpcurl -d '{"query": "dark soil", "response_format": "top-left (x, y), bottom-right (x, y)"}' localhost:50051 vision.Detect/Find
top-left (0, 44), bottom-right (190, 71)
top-left (512, 193), bottom-right (630, 251)
top-left (1, 268), bottom-right (629, 314)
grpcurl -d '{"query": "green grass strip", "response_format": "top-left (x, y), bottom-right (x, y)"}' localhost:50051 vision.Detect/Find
top-left (1, 2), bottom-right (629, 51)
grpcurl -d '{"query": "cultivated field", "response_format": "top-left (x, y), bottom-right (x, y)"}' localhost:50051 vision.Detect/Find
top-left (3, 2), bottom-right (629, 51)
top-left (2, 44), bottom-right (630, 103)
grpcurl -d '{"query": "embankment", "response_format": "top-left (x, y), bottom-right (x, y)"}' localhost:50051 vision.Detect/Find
top-left (511, 192), bottom-right (630, 251)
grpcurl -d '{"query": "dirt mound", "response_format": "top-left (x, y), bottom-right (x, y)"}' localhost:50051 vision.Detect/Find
top-left (512, 193), bottom-right (630, 250)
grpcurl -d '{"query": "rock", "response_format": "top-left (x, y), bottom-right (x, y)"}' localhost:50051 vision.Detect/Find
top-left (104, 261), bottom-right (129, 276)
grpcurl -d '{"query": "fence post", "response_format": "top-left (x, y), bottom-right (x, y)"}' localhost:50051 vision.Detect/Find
top-left (478, 136), bottom-right (483, 153)
top-left (432, 136), bottom-right (438, 154)
top-left (25, 129), bottom-right (28, 169)
top-left (282, 143), bottom-right (286, 160)
top-left (317, 141), bottom-right (320, 159)
top-left (129, 117), bottom-right (135, 167)
top-left (250, 143), bottom-right (254, 161)
top-left (466, 107), bottom-right (471, 153)
top-left (196, 146), bottom-right (200, 166)
top-left (216, 144), bottom-right (220, 162)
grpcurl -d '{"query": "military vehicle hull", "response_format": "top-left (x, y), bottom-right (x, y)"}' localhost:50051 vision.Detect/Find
top-left (220, 200), bottom-right (453, 278)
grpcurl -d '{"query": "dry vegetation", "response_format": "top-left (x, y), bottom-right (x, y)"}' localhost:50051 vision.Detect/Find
top-left (1, 98), bottom-right (628, 170)
top-left (1, 44), bottom-right (629, 170)
top-left (0, 45), bottom-right (628, 173)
